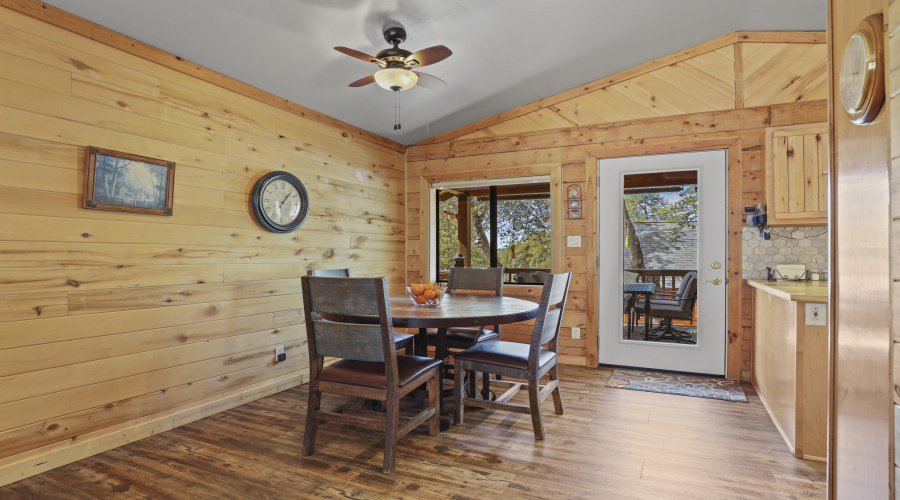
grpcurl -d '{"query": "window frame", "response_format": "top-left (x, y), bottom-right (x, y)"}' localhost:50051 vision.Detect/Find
top-left (432, 177), bottom-right (556, 284)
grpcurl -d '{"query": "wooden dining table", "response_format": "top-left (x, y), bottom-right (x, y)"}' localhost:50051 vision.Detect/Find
top-left (387, 293), bottom-right (540, 429)
top-left (386, 293), bottom-right (540, 359)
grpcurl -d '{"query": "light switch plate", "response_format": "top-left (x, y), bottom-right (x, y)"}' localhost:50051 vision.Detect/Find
top-left (567, 236), bottom-right (581, 247)
top-left (804, 303), bottom-right (827, 326)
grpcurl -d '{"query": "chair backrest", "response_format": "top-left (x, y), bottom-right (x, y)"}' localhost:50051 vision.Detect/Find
top-left (530, 272), bottom-right (572, 353)
top-left (675, 271), bottom-right (696, 297)
top-left (677, 273), bottom-right (698, 314)
top-left (447, 267), bottom-right (503, 296)
top-left (308, 268), bottom-right (351, 277)
top-left (301, 276), bottom-right (398, 383)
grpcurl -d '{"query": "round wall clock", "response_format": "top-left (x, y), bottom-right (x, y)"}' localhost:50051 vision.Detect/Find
top-left (839, 14), bottom-right (884, 125)
top-left (251, 171), bottom-right (309, 233)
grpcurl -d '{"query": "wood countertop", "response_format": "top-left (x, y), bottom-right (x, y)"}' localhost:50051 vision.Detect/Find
top-left (746, 279), bottom-right (829, 303)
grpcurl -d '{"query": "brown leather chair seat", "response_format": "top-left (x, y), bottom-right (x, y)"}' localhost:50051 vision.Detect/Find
top-left (425, 327), bottom-right (500, 343)
top-left (319, 355), bottom-right (442, 389)
top-left (452, 340), bottom-right (557, 371)
top-left (392, 331), bottom-right (415, 347)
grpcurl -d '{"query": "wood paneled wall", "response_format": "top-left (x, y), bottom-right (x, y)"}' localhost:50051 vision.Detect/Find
top-left (407, 32), bottom-right (827, 377)
top-left (829, 0), bottom-right (893, 498)
top-left (0, 2), bottom-right (405, 486)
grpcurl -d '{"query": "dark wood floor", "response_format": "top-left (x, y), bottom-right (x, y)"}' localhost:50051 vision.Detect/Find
top-left (2, 365), bottom-right (825, 499)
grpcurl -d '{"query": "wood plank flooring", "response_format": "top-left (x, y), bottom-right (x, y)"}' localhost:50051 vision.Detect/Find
top-left (1, 365), bottom-right (825, 499)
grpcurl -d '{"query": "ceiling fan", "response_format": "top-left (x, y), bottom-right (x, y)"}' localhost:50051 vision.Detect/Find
top-left (334, 26), bottom-right (452, 92)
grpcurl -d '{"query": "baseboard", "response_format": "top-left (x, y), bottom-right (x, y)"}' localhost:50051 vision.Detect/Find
top-left (0, 371), bottom-right (308, 487)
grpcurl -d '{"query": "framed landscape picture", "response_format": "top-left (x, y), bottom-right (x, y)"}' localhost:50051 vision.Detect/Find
top-left (84, 147), bottom-right (175, 215)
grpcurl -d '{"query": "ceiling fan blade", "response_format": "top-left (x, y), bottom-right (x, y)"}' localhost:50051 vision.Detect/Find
top-left (334, 46), bottom-right (382, 64)
top-left (348, 74), bottom-right (376, 87)
top-left (405, 45), bottom-right (452, 68)
top-left (413, 72), bottom-right (447, 90)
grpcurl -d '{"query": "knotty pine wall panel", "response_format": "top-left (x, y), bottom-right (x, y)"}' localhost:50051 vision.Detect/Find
top-left (0, 3), bottom-right (405, 486)
top-left (407, 34), bottom-right (826, 376)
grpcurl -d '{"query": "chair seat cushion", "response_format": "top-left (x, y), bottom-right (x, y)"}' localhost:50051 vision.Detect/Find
top-left (393, 331), bottom-right (415, 346)
top-left (319, 355), bottom-right (441, 389)
top-left (452, 340), bottom-right (557, 371)
top-left (425, 327), bottom-right (500, 343)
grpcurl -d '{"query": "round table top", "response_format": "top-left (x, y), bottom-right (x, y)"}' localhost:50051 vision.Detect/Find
top-left (388, 293), bottom-right (539, 329)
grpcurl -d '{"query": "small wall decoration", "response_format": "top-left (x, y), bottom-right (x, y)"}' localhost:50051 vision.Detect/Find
top-left (566, 183), bottom-right (583, 219)
top-left (84, 147), bottom-right (175, 215)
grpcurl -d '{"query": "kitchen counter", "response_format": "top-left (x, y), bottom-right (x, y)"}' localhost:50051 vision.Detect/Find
top-left (746, 279), bottom-right (828, 303)
top-left (747, 279), bottom-right (828, 461)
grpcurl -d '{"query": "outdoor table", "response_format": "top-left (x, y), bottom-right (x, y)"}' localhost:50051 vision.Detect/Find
top-left (624, 283), bottom-right (656, 341)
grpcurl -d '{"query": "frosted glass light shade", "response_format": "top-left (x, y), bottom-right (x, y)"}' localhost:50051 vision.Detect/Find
top-left (374, 68), bottom-right (418, 91)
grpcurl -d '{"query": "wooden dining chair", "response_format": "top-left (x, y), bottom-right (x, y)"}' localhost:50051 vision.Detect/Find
top-left (452, 272), bottom-right (571, 440)
top-left (426, 267), bottom-right (503, 398)
top-left (301, 276), bottom-right (441, 474)
top-left (426, 266), bottom-right (503, 349)
top-left (307, 269), bottom-right (414, 354)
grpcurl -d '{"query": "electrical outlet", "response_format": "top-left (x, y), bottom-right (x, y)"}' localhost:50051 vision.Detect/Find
top-left (275, 345), bottom-right (286, 363)
top-left (804, 303), bottom-right (827, 326)
top-left (567, 236), bottom-right (582, 247)
top-left (571, 327), bottom-right (581, 339)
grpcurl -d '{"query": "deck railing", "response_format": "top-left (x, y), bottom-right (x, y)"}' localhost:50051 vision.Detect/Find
top-left (625, 268), bottom-right (695, 294)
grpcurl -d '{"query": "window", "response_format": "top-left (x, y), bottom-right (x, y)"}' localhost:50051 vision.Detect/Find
top-left (436, 182), bottom-right (551, 284)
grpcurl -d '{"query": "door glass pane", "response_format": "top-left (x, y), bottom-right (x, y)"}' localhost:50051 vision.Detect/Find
top-left (622, 171), bottom-right (699, 344)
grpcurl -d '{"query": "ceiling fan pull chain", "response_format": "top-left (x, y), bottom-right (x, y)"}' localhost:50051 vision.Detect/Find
top-left (392, 86), bottom-right (401, 130)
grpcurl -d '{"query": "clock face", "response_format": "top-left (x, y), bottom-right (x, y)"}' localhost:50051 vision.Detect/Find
top-left (840, 32), bottom-right (870, 114)
top-left (251, 171), bottom-right (309, 233)
top-left (262, 179), bottom-right (302, 226)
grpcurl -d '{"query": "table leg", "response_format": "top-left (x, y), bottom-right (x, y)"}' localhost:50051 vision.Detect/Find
top-left (414, 328), bottom-right (428, 357)
top-left (643, 294), bottom-right (651, 341)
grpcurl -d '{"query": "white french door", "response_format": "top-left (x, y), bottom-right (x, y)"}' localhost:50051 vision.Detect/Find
top-left (597, 150), bottom-right (727, 375)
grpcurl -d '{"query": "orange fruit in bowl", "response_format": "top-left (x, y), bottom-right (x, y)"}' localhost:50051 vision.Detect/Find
top-left (433, 288), bottom-right (442, 298)
top-left (414, 294), bottom-right (426, 304)
top-left (423, 283), bottom-right (435, 291)
top-left (410, 284), bottom-right (424, 295)
top-left (423, 289), bottom-right (435, 300)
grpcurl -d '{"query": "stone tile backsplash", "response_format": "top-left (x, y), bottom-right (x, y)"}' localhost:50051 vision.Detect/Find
top-left (741, 226), bottom-right (828, 279)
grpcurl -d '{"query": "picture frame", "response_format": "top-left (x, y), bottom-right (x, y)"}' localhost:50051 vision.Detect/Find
top-left (84, 147), bottom-right (175, 215)
top-left (569, 208), bottom-right (581, 219)
top-left (567, 184), bottom-right (582, 199)
top-left (569, 199), bottom-right (581, 209)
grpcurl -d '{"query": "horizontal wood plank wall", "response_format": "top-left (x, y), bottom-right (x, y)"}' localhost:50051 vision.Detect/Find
top-left (407, 33), bottom-right (826, 376)
top-left (0, 3), bottom-right (405, 486)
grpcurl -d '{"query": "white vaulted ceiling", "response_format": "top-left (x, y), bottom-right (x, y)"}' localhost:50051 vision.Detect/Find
top-left (40, 0), bottom-right (827, 145)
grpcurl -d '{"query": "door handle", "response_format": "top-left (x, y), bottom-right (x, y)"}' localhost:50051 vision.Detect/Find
top-left (704, 278), bottom-right (722, 285)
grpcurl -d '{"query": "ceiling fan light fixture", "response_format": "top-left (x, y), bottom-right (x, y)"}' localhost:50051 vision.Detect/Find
top-left (374, 68), bottom-right (418, 91)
